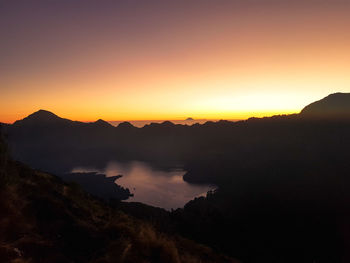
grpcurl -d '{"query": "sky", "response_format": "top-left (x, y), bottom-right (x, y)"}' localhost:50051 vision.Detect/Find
top-left (1, 0), bottom-right (350, 123)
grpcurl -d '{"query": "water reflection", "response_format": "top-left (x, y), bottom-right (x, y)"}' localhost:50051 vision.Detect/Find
top-left (72, 161), bottom-right (214, 210)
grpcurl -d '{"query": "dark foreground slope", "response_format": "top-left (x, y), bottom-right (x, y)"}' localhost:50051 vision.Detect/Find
top-left (0, 136), bottom-right (236, 263)
top-left (170, 93), bottom-right (350, 262)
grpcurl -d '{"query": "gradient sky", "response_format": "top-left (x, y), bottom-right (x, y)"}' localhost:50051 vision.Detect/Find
top-left (1, 0), bottom-right (350, 123)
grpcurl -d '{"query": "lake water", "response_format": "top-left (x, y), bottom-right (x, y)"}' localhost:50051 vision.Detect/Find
top-left (72, 161), bottom-right (214, 210)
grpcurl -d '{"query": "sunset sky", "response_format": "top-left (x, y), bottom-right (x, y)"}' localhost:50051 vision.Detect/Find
top-left (1, 0), bottom-right (350, 123)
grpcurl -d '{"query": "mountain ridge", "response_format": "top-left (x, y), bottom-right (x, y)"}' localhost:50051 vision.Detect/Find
top-left (11, 92), bottom-right (350, 128)
top-left (300, 92), bottom-right (350, 118)
top-left (13, 109), bottom-right (72, 127)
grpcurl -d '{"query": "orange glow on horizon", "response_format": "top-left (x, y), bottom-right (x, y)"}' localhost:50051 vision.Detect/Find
top-left (1, 2), bottom-right (350, 123)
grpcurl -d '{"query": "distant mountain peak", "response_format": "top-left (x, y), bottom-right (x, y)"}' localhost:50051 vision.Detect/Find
top-left (143, 121), bottom-right (175, 129)
top-left (300, 92), bottom-right (350, 119)
top-left (94, 119), bottom-right (112, 127)
top-left (27, 109), bottom-right (60, 120)
top-left (117, 121), bottom-right (135, 129)
top-left (13, 109), bottom-right (69, 126)
top-left (186, 117), bottom-right (194, 121)
top-left (161, 121), bottom-right (175, 126)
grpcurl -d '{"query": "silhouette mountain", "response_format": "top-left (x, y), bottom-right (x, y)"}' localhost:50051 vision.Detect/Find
top-left (144, 121), bottom-right (176, 129)
top-left (300, 92), bottom-right (350, 119)
top-left (160, 120), bottom-right (176, 127)
top-left (23, 109), bottom-right (59, 121)
top-left (13, 109), bottom-right (73, 127)
top-left (117, 121), bottom-right (135, 129)
top-left (2, 93), bottom-right (350, 262)
top-left (93, 118), bottom-right (113, 128)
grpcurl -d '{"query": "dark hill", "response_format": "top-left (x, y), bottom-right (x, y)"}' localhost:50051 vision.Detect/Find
top-left (300, 92), bottom-right (350, 119)
top-left (21, 109), bottom-right (60, 121)
top-left (117, 121), bottom-right (136, 129)
top-left (93, 119), bottom-right (113, 128)
top-left (13, 109), bottom-right (72, 126)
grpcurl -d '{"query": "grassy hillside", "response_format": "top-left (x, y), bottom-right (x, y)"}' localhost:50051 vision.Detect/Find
top-left (0, 134), bottom-right (236, 263)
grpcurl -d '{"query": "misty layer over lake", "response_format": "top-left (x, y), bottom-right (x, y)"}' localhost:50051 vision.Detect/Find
top-left (72, 161), bottom-right (214, 210)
